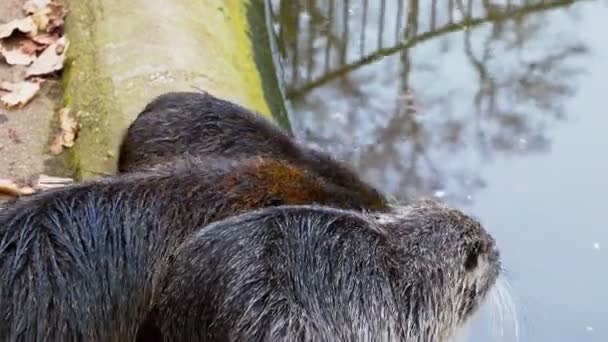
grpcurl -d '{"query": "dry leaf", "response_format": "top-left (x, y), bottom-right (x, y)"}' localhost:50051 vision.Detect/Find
top-left (0, 179), bottom-right (35, 197)
top-left (0, 17), bottom-right (36, 39)
top-left (19, 39), bottom-right (45, 55)
top-left (23, 0), bottom-right (51, 14)
top-left (26, 36), bottom-right (68, 77)
top-left (18, 186), bottom-right (36, 195)
top-left (0, 179), bottom-right (20, 196)
top-left (31, 10), bottom-right (51, 32)
top-left (24, 1), bottom-right (65, 34)
top-left (46, 3), bottom-right (66, 34)
top-left (0, 44), bottom-right (36, 65)
top-left (50, 107), bottom-right (79, 155)
top-left (58, 107), bottom-right (78, 148)
top-left (29, 32), bottom-right (59, 45)
top-left (33, 174), bottom-right (73, 190)
top-left (0, 81), bottom-right (41, 108)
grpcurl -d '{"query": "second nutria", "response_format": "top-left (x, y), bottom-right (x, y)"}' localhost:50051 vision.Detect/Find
top-left (0, 156), bottom-right (386, 341)
top-left (151, 201), bottom-right (500, 341)
top-left (118, 92), bottom-right (387, 210)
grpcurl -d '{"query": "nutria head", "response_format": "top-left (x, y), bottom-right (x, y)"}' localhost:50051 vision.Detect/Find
top-left (374, 199), bottom-right (500, 340)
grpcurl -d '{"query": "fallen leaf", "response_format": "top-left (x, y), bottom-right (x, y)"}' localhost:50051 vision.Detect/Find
top-left (0, 44), bottom-right (36, 65)
top-left (28, 32), bottom-right (59, 45)
top-left (26, 36), bottom-right (68, 77)
top-left (0, 81), bottom-right (41, 108)
top-left (0, 17), bottom-right (36, 39)
top-left (58, 108), bottom-right (78, 148)
top-left (0, 178), bottom-right (35, 197)
top-left (33, 174), bottom-right (73, 190)
top-left (0, 179), bottom-right (22, 197)
top-left (23, 0), bottom-right (51, 14)
top-left (49, 107), bottom-right (79, 155)
top-left (19, 38), bottom-right (45, 55)
top-left (31, 10), bottom-right (51, 32)
top-left (24, 1), bottom-right (66, 34)
top-left (18, 186), bottom-right (36, 195)
top-left (46, 3), bottom-right (67, 34)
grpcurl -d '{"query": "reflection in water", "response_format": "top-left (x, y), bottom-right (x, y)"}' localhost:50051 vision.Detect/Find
top-left (274, 0), bottom-right (586, 200)
top-left (270, 0), bottom-right (586, 204)
top-left (268, 1), bottom-right (604, 341)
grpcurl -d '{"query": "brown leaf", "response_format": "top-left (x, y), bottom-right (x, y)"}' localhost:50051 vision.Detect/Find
top-left (19, 39), bottom-right (45, 55)
top-left (0, 44), bottom-right (36, 65)
top-left (0, 178), bottom-right (35, 197)
top-left (0, 179), bottom-right (20, 196)
top-left (58, 107), bottom-right (78, 147)
top-left (28, 32), bottom-right (59, 45)
top-left (23, 1), bottom-right (65, 34)
top-left (25, 36), bottom-right (68, 77)
top-left (46, 3), bottom-right (66, 34)
top-left (31, 10), bottom-right (51, 32)
top-left (18, 186), bottom-right (36, 195)
top-left (0, 17), bottom-right (36, 39)
top-left (0, 81), bottom-right (41, 108)
top-left (49, 107), bottom-right (79, 155)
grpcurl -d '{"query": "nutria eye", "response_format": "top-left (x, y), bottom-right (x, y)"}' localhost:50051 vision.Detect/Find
top-left (464, 242), bottom-right (481, 271)
top-left (266, 197), bottom-right (284, 207)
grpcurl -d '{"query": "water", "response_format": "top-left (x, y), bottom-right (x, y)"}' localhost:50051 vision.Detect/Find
top-left (269, 0), bottom-right (608, 341)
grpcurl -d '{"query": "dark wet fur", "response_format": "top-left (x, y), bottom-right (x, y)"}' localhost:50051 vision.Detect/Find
top-left (154, 202), bottom-right (500, 342)
top-left (0, 158), bottom-right (386, 341)
top-left (118, 92), bottom-right (387, 210)
top-left (0, 93), bottom-right (502, 341)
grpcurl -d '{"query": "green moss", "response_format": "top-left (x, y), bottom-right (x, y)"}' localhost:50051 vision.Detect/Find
top-left (62, 0), bottom-right (125, 180)
top-left (245, 0), bottom-right (292, 132)
top-left (61, 0), bottom-right (291, 180)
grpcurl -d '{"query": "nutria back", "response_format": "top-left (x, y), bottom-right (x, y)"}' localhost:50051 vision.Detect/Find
top-left (118, 92), bottom-right (387, 210)
top-left (154, 200), bottom-right (500, 341)
top-left (0, 156), bottom-right (387, 341)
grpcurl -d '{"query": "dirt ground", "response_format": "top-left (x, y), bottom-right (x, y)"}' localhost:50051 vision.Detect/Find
top-left (0, 0), bottom-right (67, 200)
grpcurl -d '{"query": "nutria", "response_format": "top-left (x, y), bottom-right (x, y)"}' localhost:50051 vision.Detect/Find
top-left (117, 91), bottom-right (387, 210)
top-left (151, 201), bottom-right (500, 341)
top-left (0, 156), bottom-right (387, 341)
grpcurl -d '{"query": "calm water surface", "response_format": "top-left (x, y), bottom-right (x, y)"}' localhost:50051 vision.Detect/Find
top-left (270, 0), bottom-right (607, 341)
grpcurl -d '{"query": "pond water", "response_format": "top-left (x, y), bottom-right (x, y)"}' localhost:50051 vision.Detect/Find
top-left (269, 0), bottom-right (608, 341)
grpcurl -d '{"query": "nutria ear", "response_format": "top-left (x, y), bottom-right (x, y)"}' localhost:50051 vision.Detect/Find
top-left (265, 197), bottom-right (284, 207)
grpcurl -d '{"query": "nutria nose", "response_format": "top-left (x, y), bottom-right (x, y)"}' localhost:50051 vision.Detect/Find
top-left (464, 233), bottom-right (500, 273)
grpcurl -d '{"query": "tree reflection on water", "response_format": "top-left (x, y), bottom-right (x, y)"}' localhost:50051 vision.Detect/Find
top-left (270, 0), bottom-right (587, 204)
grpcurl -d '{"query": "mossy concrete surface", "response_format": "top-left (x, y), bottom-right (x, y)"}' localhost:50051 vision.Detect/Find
top-left (63, 0), bottom-right (287, 180)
